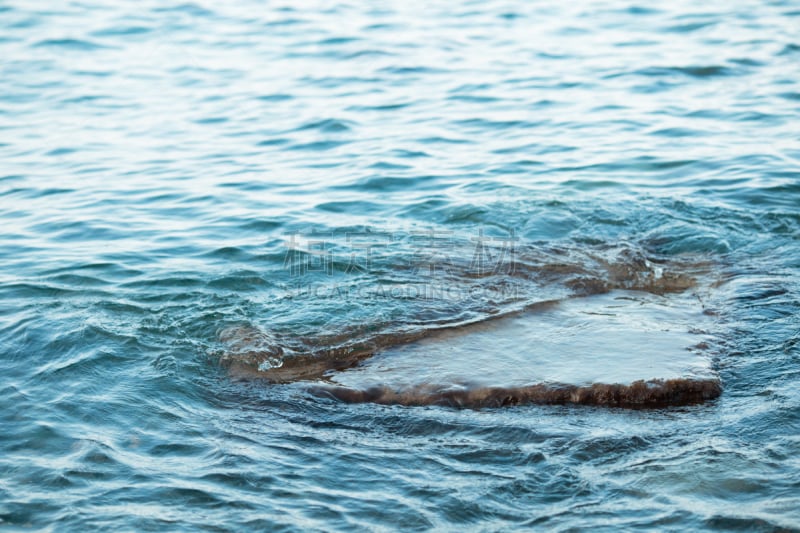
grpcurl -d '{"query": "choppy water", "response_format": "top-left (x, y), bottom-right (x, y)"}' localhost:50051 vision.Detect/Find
top-left (2, 0), bottom-right (800, 530)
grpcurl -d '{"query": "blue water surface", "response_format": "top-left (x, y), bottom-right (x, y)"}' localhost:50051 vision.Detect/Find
top-left (1, 0), bottom-right (799, 530)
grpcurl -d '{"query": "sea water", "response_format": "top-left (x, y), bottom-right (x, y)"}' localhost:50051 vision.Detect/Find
top-left (1, 0), bottom-right (799, 530)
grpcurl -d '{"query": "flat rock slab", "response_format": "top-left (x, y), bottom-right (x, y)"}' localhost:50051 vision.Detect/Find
top-left (311, 290), bottom-right (720, 408)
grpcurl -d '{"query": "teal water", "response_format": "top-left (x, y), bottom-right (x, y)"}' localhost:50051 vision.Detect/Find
top-left (2, 0), bottom-right (800, 530)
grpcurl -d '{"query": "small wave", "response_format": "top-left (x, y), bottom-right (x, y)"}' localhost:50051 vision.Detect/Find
top-left (90, 26), bottom-right (152, 37)
top-left (348, 101), bottom-right (413, 112)
top-left (33, 38), bottom-right (108, 51)
top-left (121, 276), bottom-right (205, 290)
top-left (193, 116), bottom-right (229, 125)
top-left (610, 65), bottom-right (734, 80)
top-left (378, 66), bottom-right (448, 76)
top-left (152, 3), bottom-right (215, 17)
top-left (255, 93), bottom-right (293, 102)
top-left (777, 43), bottom-right (800, 56)
top-left (416, 136), bottom-right (472, 145)
top-left (663, 21), bottom-right (717, 33)
top-left (315, 36), bottom-right (361, 46)
top-left (287, 140), bottom-right (349, 151)
top-left (256, 138), bottom-right (290, 147)
top-left (45, 147), bottom-right (77, 156)
top-left (295, 118), bottom-right (354, 133)
top-left (315, 200), bottom-right (387, 214)
top-left (367, 161), bottom-right (413, 170)
top-left (336, 175), bottom-right (440, 193)
top-left (453, 118), bottom-right (536, 131)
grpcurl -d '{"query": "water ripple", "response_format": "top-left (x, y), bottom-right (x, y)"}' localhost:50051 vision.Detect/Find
top-left (2, 0), bottom-right (800, 529)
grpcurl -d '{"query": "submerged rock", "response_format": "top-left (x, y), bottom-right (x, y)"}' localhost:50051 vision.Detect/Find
top-left (218, 248), bottom-right (722, 409)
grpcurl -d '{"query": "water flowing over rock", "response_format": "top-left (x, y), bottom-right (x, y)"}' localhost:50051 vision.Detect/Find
top-left (220, 247), bottom-right (721, 408)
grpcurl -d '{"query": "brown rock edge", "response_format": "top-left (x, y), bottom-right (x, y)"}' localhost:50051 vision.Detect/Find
top-left (308, 378), bottom-right (722, 409)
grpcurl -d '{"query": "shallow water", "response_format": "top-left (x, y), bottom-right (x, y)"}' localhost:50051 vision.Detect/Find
top-left (323, 290), bottom-right (716, 390)
top-left (2, 0), bottom-right (800, 530)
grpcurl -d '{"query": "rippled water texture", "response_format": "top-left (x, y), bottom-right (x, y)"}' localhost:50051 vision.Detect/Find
top-left (2, 0), bottom-right (800, 530)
